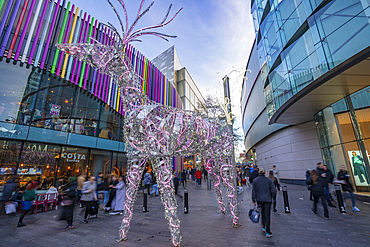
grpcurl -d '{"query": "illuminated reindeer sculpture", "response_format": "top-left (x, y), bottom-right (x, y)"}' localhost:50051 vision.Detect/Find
top-left (57, 1), bottom-right (238, 246)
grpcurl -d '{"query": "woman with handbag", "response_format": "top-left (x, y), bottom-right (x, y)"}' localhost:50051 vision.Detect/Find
top-left (17, 181), bottom-right (36, 227)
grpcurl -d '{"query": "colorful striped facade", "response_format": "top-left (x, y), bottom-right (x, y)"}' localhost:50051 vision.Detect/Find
top-left (0, 0), bottom-right (183, 172)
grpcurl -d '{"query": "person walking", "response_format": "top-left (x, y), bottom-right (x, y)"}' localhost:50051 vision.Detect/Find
top-left (195, 169), bottom-right (202, 186)
top-left (202, 166), bottom-right (208, 181)
top-left (316, 163), bottom-right (336, 207)
top-left (109, 176), bottom-right (126, 215)
top-left (337, 165), bottom-right (360, 212)
top-left (268, 171), bottom-right (280, 212)
top-left (143, 171), bottom-right (152, 195)
top-left (252, 168), bottom-right (275, 238)
top-left (249, 166), bottom-right (259, 184)
top-left (60, 177), bottom-right (77, 229)
top-left (306, 169), bottom-right (329, 219)
top-left (150, 175), bottom-right (159, 196)
top-left (180, 170), bottom-right (187, 187)
top-left (100, 174), bottom-right (111, 209)
top-left (0, 176), bottom-right (17, 217)
top-left (76, 174), bottom-right (86, 206)
top-left (17, 181), bottom-right (36, 227)
top-left (105, 175), bottom-right (118, 212)
top-left (305, 169), bottom-right (313, 201)
top-left (173, 173), bottom-right (179, 195)
top-left (191, 168), bottom-right (196, 183)
top-left (80, 176), bottom-right (97, 223)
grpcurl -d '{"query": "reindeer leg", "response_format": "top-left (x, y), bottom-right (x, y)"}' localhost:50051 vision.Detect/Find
top-left (152, 158), bottom-right (182, 247)
top-left (220, 157), bottom-right (240, 227)
top-left (117, 157), bottom-right (146, 242)
top-left (208, 159), bottom-right (226, 214)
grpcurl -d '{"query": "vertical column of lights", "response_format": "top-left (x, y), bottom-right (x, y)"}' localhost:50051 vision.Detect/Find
top-left (0, 0), bottom-right (21, 57)
top-left (208, 159), bottom-right (226, 214)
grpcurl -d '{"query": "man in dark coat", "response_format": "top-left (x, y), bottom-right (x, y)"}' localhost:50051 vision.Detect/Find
top-left (316, 163), bottom-right (336, 207)
top-left (180, 170), bottom-right (187, 187)
top-left (252, 168), bottom-right (275, 238)
top-left (0, 176), bottom-right (17, 216)
top-left (173, 173), bottom-right (179, 195)
top-left (307, 169), bottom-right (329, 219)
top-left (338, 165), bottom-right (360, 211)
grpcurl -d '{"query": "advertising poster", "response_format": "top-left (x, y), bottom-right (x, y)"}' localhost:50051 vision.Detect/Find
top-left (0, 167), bottom-right (15, 175)
top-left (347, 151), bottom-right (370, 186)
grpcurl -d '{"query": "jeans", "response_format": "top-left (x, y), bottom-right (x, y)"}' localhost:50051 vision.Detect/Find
top-left (324, 186), bottom-right (331, 203)
top-left (144, 184), bottom-right (151, 195)
top-left (313, 193), bottom-right (329, 218)
top-left (349, 191), bottom-right (356, 207)
top-left (82, 201), bottom-right (91, 220)
top-left (272, 194), bottom-right (277, 210)
top-left (19, 209), bottom-right (30, 223)
top-left (151, 184), bottom-right (158, 195)
top-left (258, 201), bottom-right (272, 234)
top-left (75, 190), bottom-right (81, 204)
top-left (196, 178), bottom-right (201, 185)
top-left (101, 190), bottom-right (109, 207)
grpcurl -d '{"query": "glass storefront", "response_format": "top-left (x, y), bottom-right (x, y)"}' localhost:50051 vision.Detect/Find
top-left (0, 60), bottom-right (127, 189)
top-left (315, 88), bottom-right (370, 192)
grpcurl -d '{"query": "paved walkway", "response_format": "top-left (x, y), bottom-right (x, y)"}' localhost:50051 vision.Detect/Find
top-left (0, 180), bottom-right (369, 247)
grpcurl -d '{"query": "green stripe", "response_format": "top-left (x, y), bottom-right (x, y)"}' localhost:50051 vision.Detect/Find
top-left (51, 1), bottom-right (71, 74)
top-left (0, 0), bottom-right (6, 13)
top-left (79, 17), bottom-right (94, 87)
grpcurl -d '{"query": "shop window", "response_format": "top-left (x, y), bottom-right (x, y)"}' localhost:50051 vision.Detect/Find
top-left (18, 142), bottom-right (61, 189)
top-left (354, 108), bottom-right (370, 139)
top-left (89, 149), bottom-right (112, 177)
top-left (31, 78), bottom-right (75, 131)
top-left (0, 140), bottom-right (22, 191)
top-left (58, 146), bottom-right (88, 182)
top-left (99, 104), bottom-right (120, 141)
top-left (335, 112), bottom-right (357, 143)
top-left (0, 61), bottom-right (33, 123)
top-left (70, 90), bottom-right (100, 137)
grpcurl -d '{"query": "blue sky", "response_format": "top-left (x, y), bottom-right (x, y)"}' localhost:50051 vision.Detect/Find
top-left (75, 0), bottom-right (255, 140)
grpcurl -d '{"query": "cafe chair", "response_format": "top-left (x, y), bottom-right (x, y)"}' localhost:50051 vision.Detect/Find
top-left (33, 194), bottom-right (47, 214)
top-left (45, 193), bottom-right (58, 212)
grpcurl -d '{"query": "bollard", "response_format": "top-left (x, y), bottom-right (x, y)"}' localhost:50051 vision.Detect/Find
top-left (335, 184), bottom-right (346, 214)
top-left (143, 190), bottom-right (149, 212)
top-left (282, 186), bottom-right (290, 213)
top-left (184, 188), bottom-right (189, 214)
top-left (207, 177), bottom-right (211, 190)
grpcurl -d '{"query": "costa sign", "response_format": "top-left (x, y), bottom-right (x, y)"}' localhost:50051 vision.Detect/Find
top-left (61, 153), bottom-right (86, 163)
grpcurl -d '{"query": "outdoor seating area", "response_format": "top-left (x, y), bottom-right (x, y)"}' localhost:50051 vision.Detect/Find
top-left (15, 192), bottom-right (58, 215)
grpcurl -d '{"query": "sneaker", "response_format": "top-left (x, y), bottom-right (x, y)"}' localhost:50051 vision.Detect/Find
top-left (266, 233), bottom-right (273, 238)
top-left (273, 209), bottom-right (277, 212)
top-left (120, 211), bottom-right (124, 215)
top-left (325, 217), bottom-right (330, 220)
top-left (328, 203), bottom-right (336, 208)
top-left (261, 228), bottom-right (266, 232)
top-left (353, 206), bottom-right (361, 212)
top-left (65, 225), bottom-right (73, 229)
top-left (109, 211), bottom-right (120, 215)
top-left (17, 222), bottom-right (27, 228)
top-left (310, 208), bottom-right (317, 215)
top-left (82, 219), bottom-right (88, 224)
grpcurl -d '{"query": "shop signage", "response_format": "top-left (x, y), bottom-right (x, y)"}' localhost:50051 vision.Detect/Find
top-left (61, 153), bottom-right (86, 163)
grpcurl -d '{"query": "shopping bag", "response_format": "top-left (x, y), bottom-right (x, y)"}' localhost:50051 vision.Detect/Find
top-left (5, 202), bottom-right (17, 214)
top-left (249, 206), bottom-right (260, 223)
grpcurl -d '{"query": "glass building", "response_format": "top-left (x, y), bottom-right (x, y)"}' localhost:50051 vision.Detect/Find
top-left (0, 0), bottom-right (181, 188)
top-left (242, 0), bottom-right (370, 192)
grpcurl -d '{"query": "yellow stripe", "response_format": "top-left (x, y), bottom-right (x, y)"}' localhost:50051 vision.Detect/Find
top-left (61, 7), bottom-right (79, 78)
top-left (116, 88), bottom-right (120, 111)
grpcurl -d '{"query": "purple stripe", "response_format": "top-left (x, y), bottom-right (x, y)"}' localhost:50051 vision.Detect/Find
top-left (27, 0), bottom-right (49, 64)
top-left (56, 4), bottom-right (75, 74)
top-left (0, 0), bottom-right (20, 56)
top-left (72, 12), bottom-right (86, 84)
top-left (89, 20), bottom-right (98, 94)
top-left (98, 27), bottom-right (107, 99)
top-left (0, 0), bottom-right (15, 54)
top-left (76, 15), bottom-right (90, 85)
top-left (94, 25), bottom-right (103, 96)
top-left (40, 0), bottom-right (61, 69)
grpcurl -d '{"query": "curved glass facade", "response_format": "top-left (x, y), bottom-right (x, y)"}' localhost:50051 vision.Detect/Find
top-left (251, 0), bottom-right (370, 121)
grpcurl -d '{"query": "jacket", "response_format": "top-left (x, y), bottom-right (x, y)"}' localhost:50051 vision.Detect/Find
top-left (81, 181), bottom-right (97, 201)
top-left (181, 171), bottom-right (187, 180)
top-left (0, 179), bottom-right (16, 201)
top-left (306, 175), bottom-right (328, 194)
top-left (144, 173), bottom-right (152, 185)
top-left (252, 175), bottom-right (275, 203)
top-left (337, 170), bottom-right (354, 192)
top-left (195, 170), bottom-right (202, 179)
top-left (173, 177), bottom-right (179, 187)
top-left (63, 181), bottom-right (77, 198)
top-left (23, 189), bottom-right (36, 201)
top-left (249, 170), bottom-right (259, 183)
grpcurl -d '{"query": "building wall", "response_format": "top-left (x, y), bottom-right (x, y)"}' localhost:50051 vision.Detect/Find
top-left (255, 121), bottom-right (322, 182)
